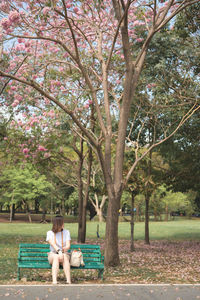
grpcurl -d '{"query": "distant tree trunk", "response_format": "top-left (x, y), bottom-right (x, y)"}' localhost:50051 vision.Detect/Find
top-left (77, 140), bottom-right (84, 243)
top-left (35, 199), bottom-right (40, 214)
top-left (27, 207), bottom-right (32, 223)
top-left (87, 202), bottom-right (96, 220)
top-left (90, 194), bottom-right (107, 223)
top-left (130, 191), bottom-right (136, 252)
top-left (61, 197), bottom-right (65, 216)
top-left (165, 205), bottom-right (169, 221)
top-left (96, 206), bottom-right (104, 222)
top-left (136, 207), bottom-right (141, 222)
top-left (80, 146), bottom-right (93, 243)
top-left (145, 193), bottom-right (150, 244)
top-left (154, 209), bottom-right (158, 221)
top-left (10, 204), bottom-right (15, 222)
top-left (22, 200), bottom-right (32, 223)
top-left (40, 208), bottom-right (47, 223)
top-left (145, 144), bottom-right (152, 245)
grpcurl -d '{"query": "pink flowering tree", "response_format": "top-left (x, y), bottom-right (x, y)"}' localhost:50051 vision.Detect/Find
top-left (0, 0), bottom-right (200, 266)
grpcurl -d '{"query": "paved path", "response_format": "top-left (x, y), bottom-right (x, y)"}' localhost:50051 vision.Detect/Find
top-left (0, 284), bottom-right (200, 300)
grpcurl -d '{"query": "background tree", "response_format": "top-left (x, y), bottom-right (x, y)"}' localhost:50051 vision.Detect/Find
top-left (0, 163), bottom-right (53, 222)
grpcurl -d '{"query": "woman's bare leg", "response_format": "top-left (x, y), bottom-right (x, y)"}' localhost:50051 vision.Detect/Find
top-left (63, 254), bottom-right (71, 284)
top-left (48, 253), bottom-right (60, 284)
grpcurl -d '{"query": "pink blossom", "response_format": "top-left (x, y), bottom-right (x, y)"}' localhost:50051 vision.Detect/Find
top-left (88, 100), bottom-right (93, 105)
top-left (4, 137), bottom-right (8, 140)
top-left (55, 81), bottom-right (61, 86)
top-left (6, 28), bottom-right (12, 34)
top-left (11, 100), bottom-right (19, 107)
top-left (15, 44), bottom-right (25, 51)
top-left (9, 62), bottom-right (17, 69)
top-left (42, 7), bottom-right (50, 15)
top-left (1, 18), bottom-right (11, 30)
top-left (147, 83), bottom-right (156, 89)
top-left (25, 41), bottom-right (31, 48)
top-left (47, 110), bottom-right (55, 118)
top-left (38, 145), bottom-right (48, 151)
top-left (10, 86), bottom-right (17, 91)
top-left (59, 67), bottom-right (64, 72)
top-left (9, 11), bottom-right (20, 23)
top-left (18, 38), bottom-right (25, 43)
top-left (66, 4), bottom-right (71, 9)
top-left (0, 2), bottom-right (9, 12)
top-left (18, 121), bottom-right (23, 126)
top-left (133, 20), bottom-right (145, 27)
top-left (136, 38), bottom-right (144, 43)
top-left (44, 152), bottom-right (50, 158)
top-left (23, 148), bottom-right (29, 154)
top-left (74, 7), bottom-right (79, 13)
top-left (15, 95), bottom-right (23, 102)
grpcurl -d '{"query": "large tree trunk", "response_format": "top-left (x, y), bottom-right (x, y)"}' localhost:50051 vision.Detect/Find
top-left (104, 186), bottom-right (121, 266)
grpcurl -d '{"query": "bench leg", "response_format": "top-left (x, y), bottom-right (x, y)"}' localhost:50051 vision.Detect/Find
top-left (98, 269), bottom-right (104, 280)
top-left (17, 267), bottom-right (20, 280)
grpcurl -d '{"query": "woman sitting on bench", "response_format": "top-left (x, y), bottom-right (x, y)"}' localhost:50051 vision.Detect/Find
top-left (46, 215), bottom-right (71, 284)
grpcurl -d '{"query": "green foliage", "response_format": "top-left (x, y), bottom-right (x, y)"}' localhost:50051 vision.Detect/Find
top-left (150, 186), bottom-right (197, 217)
top-left (67, 190), bottom-right (79, 211)
top-left (0, 163), bottom-right (53, 206)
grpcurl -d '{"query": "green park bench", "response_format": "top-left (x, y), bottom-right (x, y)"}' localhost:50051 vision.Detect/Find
top-left (17, 243), bottom-right (104, 281)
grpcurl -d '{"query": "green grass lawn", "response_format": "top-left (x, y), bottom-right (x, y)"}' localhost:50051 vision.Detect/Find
top-left (0, 219), bottom-right (199, 284)
top-left (1, 219), bottom-right (200, 241)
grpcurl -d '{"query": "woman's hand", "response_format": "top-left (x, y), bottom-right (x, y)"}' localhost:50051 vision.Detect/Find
top-left (63, 246), bottom-right (69, 253)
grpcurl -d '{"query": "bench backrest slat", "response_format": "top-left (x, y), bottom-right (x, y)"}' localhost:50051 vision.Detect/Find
top-left (18, 243), bottom-right (102, 263)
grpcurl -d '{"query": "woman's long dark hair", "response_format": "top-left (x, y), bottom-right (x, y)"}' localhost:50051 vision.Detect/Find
top-left (52, 215), bottom-right (64, 233)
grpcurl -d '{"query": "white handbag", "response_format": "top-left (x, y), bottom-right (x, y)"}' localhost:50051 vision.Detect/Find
top-left (70, 249), bottom-right (85, 267)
